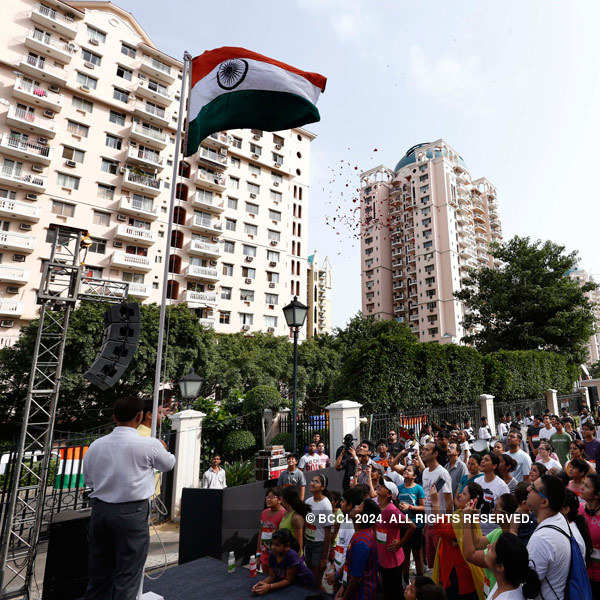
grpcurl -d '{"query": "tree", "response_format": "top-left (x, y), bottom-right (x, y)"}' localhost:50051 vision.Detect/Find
top-left (455, 236), bottom-right (598, 364)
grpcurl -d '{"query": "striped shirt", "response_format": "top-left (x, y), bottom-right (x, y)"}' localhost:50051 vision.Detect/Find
top-left (347, 529), bottom-right (378, 600)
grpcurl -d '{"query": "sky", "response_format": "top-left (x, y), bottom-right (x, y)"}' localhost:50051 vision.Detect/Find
top-left (119, 0), bottom-right (600, 329)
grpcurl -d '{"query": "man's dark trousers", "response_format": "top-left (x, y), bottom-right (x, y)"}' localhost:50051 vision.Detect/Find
top-left (84, 498), bottom-right (149, 600)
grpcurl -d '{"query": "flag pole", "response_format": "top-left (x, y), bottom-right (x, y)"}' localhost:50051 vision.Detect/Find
top-left (151, 50), bottom-right (193, 438)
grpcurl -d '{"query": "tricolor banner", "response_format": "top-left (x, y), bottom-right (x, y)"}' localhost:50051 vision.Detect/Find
top-left (185, 47), bottom-right (327, 156)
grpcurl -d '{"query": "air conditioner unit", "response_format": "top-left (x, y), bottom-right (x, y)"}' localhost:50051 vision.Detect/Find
top-left (269, 261), bottom-right (277, 267)
top-left (208, 284), bottom-right (215, 290)
top-left (49, 84), bottom-right (60, 93)
top-left (79, 85), bottom-right (90, 92)
top-left (43, 109), bottom-right (54, 118)
top-left (25, 193), bottom-right (37, 201)
top-left (250, 193), bottom-right (257, 199)
top-left (244, 278), bottom-right (252, 284)
top-left (6, 287), bottom-right (19, 295)
top-left (0, 320), bottom-right (14, 328)
top-left (275, 144), bottom-right (282, 150)
top-left (242, 324), bottom-right (250, 331)
top-left (65, 160), bottom-right (76, 168)
top-left (252, 153), bottom-right (259, 159)
top-left (13, 255), bottom-right (25, 263)
top-left (245, 256), bottom-right (253, 263)
top-left (269, 282), bottom-right (275, 288)
top-left (38, 137), bottom-right (48, 145)
top-left (267, 327), bottom-right (275, 333)
top-left (113, 240), bottom-right (123, 247)
top-left (116, 214), bottom-right (127, 221)
top-left (273, 181), bottom-right (279, 187)
top-left (19, 224), bottom-right (32, 231)
top-left (89, 38), bottom-right (99, 46)
top-left (209, 260), bottom-right (217, 266)
top-left (252, 135), bottom-right (260, 141)
top-left (84, 62), bottom-right (95, 69)
top-left (31, 164), bottom-right (43, 173)
top-left (119, 167), bottom-right (126, 174)
top-left (268, 304), bottom-right (274, 310)
top-left (270, 240), bottom-right (277, 246)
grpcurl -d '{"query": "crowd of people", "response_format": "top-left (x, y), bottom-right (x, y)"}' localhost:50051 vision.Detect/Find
top-left (250, 406), bottom-right (600, 600)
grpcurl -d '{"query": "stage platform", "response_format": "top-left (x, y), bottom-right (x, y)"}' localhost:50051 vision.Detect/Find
top-left (144, 556), bottom-right (316, 600)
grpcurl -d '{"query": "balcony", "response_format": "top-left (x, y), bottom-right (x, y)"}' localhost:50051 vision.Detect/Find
top-left (140, 55), bottom-right (176, 84)
top-left (185, 290), bottom-right (217, 308)
top-left (0, 231), bottom-right (35, 253)
top-left (196, 170), bottom-right (226, 192)
top-left (0, 197), bottom-right (40, 222)
top-left (126, 282), bottom-right (150, 298)
top-left (115, 223), bottom-right (157, 245)
top-left (186, 265), bottom-right (219, 281)
top-left (129, 122), bottom-right (168, 149)
top-left (204, 132), bottom-right (231, 149)
top-left (0, 300), bottom-right (24, 317)
top-left (189, 215), bottom-right (222, 235)
top-left (25, 29), bottom-right (75, 63)
top-left (18, 53), bottom-right (68, 86)
top-left (111, 251), bottom-right (152, 271)
top-left (121, 170), bottom-right (161, 196)
top-left (133, 102), bottom-right (170, 127)
top-left (126, 146), bottom-right (163, 170)
top-left (12, 78), bottom-right (62, 112)
top-left (188, 239), bottom-right (221, 257)
top-left (0, 134), bottom-right (52, 166)
top-left (31, 4), bottom-right (79, 38)
top-left (118, 196), bottom-right (158, 220)
top-left (190, 192), bottom-right (224, 212)
top-left (0, 167), bottom-right (45, 193)
top-left (409, 314), bottom-right (419, 322)
top-left (0, 266), bottom-right (29, 284)
top-left (199, 317), bottom-right (216, 329)
top-left (6, 106), bottom-right (56, 138)
top-left (198, 146), bottom-right (228, 169)
top-left (136, 80), bottom-right (172, 105)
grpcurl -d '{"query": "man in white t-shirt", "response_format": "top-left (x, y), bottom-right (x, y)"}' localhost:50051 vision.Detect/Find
top-left (526, 474), bottom-right (574, 600)
top-left (421, 442), bottom-right (453, 514)
top-left (478, 417), bottom-right (493, 442)
top-left (505, 431), bottom-right (532, 483)
top-left (538, 415), bottom-right (556, 442)
top-left (523, 408), bottom-right (535, 427)
top-left (298, 442), bottom-right (321, 472)
top-left (478, 453), bottom-right (510, 535)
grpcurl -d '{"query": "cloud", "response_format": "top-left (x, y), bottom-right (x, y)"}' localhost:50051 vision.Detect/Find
top-left (297, 0), bottom-right (374, 42)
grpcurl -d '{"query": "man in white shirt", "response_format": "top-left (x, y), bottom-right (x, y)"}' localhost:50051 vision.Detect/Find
top-left (421, 442), bottom-right (453, 514)
top-left (202, 454), bottom-right (227, 489)
top-left (298, 442), bottom-right (321, 472)
top-left (505, 431), bottom-right (532, 483)
top-left (538, 415), bottom-right (556, 442)
top-left (523, 408), bottom-right (535, 427)
top-left (83, 396), bottom-right (176, 600)
top-left (526, 474), bottom-right (575, 600)
top-left (478, 416), bottom-right (492, 443)
top-left (497, 415), bottom-right (509, 442)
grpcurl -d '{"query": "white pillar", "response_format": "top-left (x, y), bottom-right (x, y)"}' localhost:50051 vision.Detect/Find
top-left (545, 389), bottom-right (558, 415)
top-left (168, 409), bottom-right (205, 521)
top-left (580, 386), bottom-right (591, 410)
top-left (325, 400), bottom-right (362, 454)
top-left (479, 394), bottom-right (496, 435)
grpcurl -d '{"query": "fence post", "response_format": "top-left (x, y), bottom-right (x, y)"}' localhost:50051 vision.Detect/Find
top-left (168, 409), bottom-right (205, 521)
top-left (325, 400), bottom-right (362, 455)
top-left (544, 389), bottom-right (558, 415)
top-left (579, 386), bottom-right (590, 411)
top-left (479, 394), bottom-right (496, 435)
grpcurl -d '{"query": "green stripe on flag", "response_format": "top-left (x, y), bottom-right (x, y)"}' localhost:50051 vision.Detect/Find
top-left (185, 90), bottom-right (320, 157)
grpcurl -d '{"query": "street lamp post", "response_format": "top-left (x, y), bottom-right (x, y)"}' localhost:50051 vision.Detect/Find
top-left (178, 368), bottom-right (203, 410)
top-left (282, 296), bottom-right (308, 454)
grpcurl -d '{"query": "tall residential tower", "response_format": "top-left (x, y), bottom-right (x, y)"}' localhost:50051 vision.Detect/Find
top-left (360, 140), bottom-right (502, 344)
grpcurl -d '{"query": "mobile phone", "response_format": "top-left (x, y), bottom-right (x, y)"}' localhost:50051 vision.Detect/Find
top-left (435, 477), bottom-right (445, 492)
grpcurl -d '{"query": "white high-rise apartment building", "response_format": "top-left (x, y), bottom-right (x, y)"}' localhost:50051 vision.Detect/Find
top-left (360, 140), bottom-right (502, 344)
top-left (569, 269), bottom-right (600, 364)
top-left (306, 250), bottom-right (332, 337)
top-left (0, 0), bottom-right (313, 346)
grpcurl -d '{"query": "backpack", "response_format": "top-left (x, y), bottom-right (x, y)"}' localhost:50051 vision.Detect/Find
top-left (538, 521), bottom-right (592, 600)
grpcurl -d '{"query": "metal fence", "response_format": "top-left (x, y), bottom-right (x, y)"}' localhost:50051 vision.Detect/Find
top-left (493, 398), bottom-right (546, 423)
top-left (557, 392), bottom-right (582, 415)
top-left (279, 411), bottom-right (330, 454)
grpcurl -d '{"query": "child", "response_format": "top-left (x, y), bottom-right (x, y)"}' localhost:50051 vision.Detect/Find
top-left (251, 529), bottom-right (315, 595)
top-left (257, 487), bottom-right (286, 572)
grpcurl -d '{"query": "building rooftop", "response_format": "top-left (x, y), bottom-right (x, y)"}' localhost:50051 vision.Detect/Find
top-left (394, 142), bottom-right (468, 172)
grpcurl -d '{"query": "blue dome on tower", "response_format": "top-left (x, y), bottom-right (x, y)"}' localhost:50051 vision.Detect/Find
top-left (394, 143), bottom-right (468, 172)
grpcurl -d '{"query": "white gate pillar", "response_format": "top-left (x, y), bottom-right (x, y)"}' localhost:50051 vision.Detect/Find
top-left (325, 400), bottom-right (362, 455)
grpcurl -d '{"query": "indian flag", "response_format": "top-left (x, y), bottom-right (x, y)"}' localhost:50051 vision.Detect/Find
top-left (186, 47), bottom-right (327, 156)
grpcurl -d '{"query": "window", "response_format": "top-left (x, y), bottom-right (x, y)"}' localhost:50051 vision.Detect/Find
top-left (225, 218), bottom-right (236, 231)
top-left (268, 209), bottom-right (281, 222)
top-left (230, 156), bottom-right (240, 168)
top-left (84, 266), bottom-right (103, 279)
top-left (240, 289), bottom-right (254, 301)
top-left (420, 185), bottom-right (429, 194)
top-left (93, 210), bottom-right (110, 226)
top-left (0, 189), bottom-right (16, 201)
top-left (51, 199), bottom-right (75, 216)
top-left (218, 286), bottom-right (232, 300)
top-left (227, 197), bottom-right (238, 209)
top-left (222, 263), bottom-right (233, 276)
top-left (267, 250), bottom-right (279, 262)
top-left (97, 184), bottom-right (115, 200)
top-left (231, 136), bottom-right (242, 148)
top-left (101, 158), bottom-right (119, 175)
top-left (147, 79), bottom-right (168, 96)
top-left (116, 65), bottom-right (133, 80)
top-left (229, 176), bottom-right (240, 189)
top-left (87, 25), bottom-right (106, 44)
top-left (239, 313), bottom-right (253, 325)
top-left (223, 241), bottom-right (235, 253)
top-left (82, 48), bottom-right (102, 66)
top-left (249, 143), bottom-right (262, 156)
top-left (88, 237), bottom-right (106, 254)
top-left (67, 120), bottom-right (89, 137)
top-left (423, 241), bottom-right (433, 249)
top-left (121, 42), bottom-right (136, 58)
top-left (272, 152), bottom-right (283, 165)
top-left (270, 190), bottom-right (282, 202)
top-left (265, 315), bottom-right (278, 329)
top-left (244, 223), bottom-right (257, 236)
top-left (113, 87), bottom-right (129, 103)
top-left (425, 277), bottom-right (435, 286)
top-left (247, 182), bottom-right (260, 195)
top-left (57, 173), bottom-right (80, 190)
top-left (242, 267), bottom-right (256, 279)
top-left (271, 172), bottom-right (283, 185)
top-left (265, 293), bottom-right (278, 305)
top-left (122, 272), bottom-right (145, 284)
top-left (268, 229), bottom-right (280, 242)
top-left (109, 110), bottom-right (126, 126)
top-left (266, 271), bottom-right (279, 283)
top-left (72, 96), bottom-right (93, 112)
top-left (104, 133), bottom-right (122, 150)
top-left (62, 146), bottom-right (84, 163)
top-left (419, 174), bottom-right (428, 182)
top-left (428, 328), bottom-right (438, 336)
top-left (76, 71), bottom-right (98, 89)
top-left (249, 164), bottom-right (261, 177)
top-left (243, 244), bottom-right (257, 257)
top-left (245, 202), bottom-right (258, 215)
top-left (273, 134), bottom-right (284, 146)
